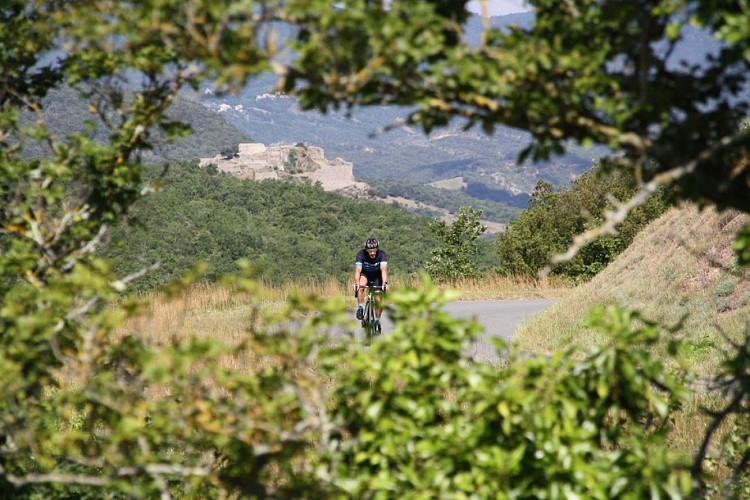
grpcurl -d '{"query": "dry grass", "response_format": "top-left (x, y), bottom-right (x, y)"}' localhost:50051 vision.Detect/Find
top-left (115, 274), bottom-right (568, 347)
top-left (108, 274), bottom-right (568, 400)
top-left (514, 203), bottom-right (750, 375)
top-left (114, 278), bottom-right (350, 377)
top-left (665, 392), bottom-right (740, 485)
top-left (401, 274), bottom-right (570, 300)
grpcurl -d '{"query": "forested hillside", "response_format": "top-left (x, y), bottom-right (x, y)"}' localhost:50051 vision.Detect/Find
top-left (22, 86), bottom-right (251, 162)
top-left (101, 162), bottom-right (440, 290)
top-left (101, 159), bottom-right (670, 292)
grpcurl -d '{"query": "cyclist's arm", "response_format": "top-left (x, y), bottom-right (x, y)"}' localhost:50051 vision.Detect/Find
top-left (354, 261), bottom-right (363, 286)
top-left (380, 261), bottom-right (388, 288)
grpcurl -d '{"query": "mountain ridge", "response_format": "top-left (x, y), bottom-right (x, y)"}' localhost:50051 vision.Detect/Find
top-left (187, 11), bottom-right (720, 205)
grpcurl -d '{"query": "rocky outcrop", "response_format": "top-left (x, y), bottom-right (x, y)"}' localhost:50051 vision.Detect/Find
top-left (199, 142), bottom-right (370, 195)
top-left (199, 143), bottom-right (505, 234)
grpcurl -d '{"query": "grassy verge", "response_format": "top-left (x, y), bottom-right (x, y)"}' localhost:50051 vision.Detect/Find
top-left (116, 274), bottom-right (569, 346)
top-left (510, 204), bottom-right (750, 491)
top-left (513, 204), bottom-right (750, 375)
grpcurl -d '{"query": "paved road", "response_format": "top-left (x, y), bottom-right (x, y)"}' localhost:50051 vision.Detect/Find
top-left (443, 299), bottom-right (557, 342)
top-left (361, 299), bottom-right (556, 361)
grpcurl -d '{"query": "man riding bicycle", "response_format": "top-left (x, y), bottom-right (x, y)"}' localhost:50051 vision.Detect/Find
top-left (354, 237), bottom-right (388, 327)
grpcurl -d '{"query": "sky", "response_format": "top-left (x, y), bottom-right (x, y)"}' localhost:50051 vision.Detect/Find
top-left (467, 0), bottom-right (530, 16)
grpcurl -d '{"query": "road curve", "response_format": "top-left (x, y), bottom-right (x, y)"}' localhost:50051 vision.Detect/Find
top-left (443, 299), bottom-right (556, 343)
top-left (444, 299), bottom-right (556, 362)
top-left (371, 299), bottom-right (556, 361)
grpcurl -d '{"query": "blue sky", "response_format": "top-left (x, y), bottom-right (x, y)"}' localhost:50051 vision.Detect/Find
top-left (467, 0), bottom-right (529, 16)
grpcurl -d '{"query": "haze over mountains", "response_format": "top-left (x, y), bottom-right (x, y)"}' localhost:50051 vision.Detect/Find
top-left (185, 11), bottom-right (720, 208)
top-left (29, 11), bottom-right (724, 222)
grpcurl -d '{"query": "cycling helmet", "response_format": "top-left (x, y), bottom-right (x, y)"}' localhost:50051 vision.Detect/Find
top-left (364, 237), bottom-right (379, 251)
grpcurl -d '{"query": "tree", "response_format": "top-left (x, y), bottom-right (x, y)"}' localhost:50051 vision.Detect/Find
top-left (425, 206), bottom-right (486, 281)
top-left (497, 164), bottom-right (671, 280)
top-left (220, 144), bottom-right (239, 159)
top-left (2, 0), bottom-right (750, 496)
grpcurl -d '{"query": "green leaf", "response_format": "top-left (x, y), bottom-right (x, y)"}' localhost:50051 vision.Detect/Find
top-left (733, 224), bottom-right (750, 267)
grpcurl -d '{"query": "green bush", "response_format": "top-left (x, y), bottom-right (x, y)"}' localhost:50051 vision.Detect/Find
top-left (311, 291), bottom-right (691, 497)
top-left (497, 163), bottom-right (671, 280)
top-left (425, 206), bottom-right (486, 281)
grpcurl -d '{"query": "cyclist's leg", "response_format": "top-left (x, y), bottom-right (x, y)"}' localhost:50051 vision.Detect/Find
top-left (356, 275), bottom-right (368, 319)
top-left (357, 275), bottom-right (369, 304)
top-left (370, 276), bottom-right (384, 319)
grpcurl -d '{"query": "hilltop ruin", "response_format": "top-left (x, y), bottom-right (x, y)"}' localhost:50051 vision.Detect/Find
top-left (199, 143), bottom-right (370, 196)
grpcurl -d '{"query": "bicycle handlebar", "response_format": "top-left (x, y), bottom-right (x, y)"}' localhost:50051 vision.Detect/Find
top-left (358, 285), bottom-right (385, 291)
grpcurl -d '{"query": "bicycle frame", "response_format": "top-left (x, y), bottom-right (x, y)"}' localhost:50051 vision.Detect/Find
top-left (359, 285), bottom-right (383, 335)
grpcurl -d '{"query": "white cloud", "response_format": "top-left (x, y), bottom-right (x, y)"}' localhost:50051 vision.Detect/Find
top-left (467, 0), bottom-right (530, 16)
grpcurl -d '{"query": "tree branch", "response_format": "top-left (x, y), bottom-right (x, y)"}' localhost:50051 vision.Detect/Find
top-left (0, 462), bottom-right (212, 488)
top-left (542, 129), bottom-right (750, 275)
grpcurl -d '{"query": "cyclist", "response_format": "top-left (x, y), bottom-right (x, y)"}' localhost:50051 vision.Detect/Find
top-left (354, 237), bottom-right (388, 327)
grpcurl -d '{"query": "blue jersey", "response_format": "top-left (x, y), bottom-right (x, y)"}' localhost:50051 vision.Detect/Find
top-left (355, 248), bottom-right (388, 277)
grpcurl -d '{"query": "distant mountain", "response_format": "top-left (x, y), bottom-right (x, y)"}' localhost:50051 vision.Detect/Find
top-left (185, 11), bottom-right (722, 204)
top-left (187, 71), bottom-right (589, 198)
top-left (22, 86), bottom-right (252, 163)
top-left (183, 12), bottom-right (598, 203)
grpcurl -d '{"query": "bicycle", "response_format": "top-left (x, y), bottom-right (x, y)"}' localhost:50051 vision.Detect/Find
top-left (358, 284), bottom-right (384, 338)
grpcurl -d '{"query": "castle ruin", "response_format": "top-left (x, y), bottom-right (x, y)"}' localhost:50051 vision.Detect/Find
top-left (199, 143), bottom-right (369, 195)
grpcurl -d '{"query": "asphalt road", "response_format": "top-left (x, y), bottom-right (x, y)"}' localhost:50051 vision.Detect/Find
top-left (359, 299), bottom-right (556, 361)
top-left (443, 299), bottom-right (557, 342)
top-left (444, 299), bottom-right (556, 362)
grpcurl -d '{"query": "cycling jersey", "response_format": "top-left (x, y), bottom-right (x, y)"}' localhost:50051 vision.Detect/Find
top-left (355, 248), bottom-right (388, 280)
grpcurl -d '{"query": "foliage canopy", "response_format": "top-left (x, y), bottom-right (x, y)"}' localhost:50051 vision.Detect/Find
top-left (2, 0), bottom-right (750, 497)
top-left (425, 206), bottom-right (486, 281)
top-left (497, 162), bottom-right (672, 279)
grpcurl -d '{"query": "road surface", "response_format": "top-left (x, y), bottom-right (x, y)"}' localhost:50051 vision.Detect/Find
top-left (360, 299), bottom-right (556, 361)
top-left (443, 299), bottom-right (556, 342)
top-left (444, 299), bottom-right (556, 362)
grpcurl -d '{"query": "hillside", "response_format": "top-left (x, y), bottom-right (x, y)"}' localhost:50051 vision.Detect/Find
top-left (100, 161), bottom-right (445, 291)
top-left (21, 86), bottom-right (252, 162)
top-left (190, 75), bottom-right (595, 199)
top-left (514, 204), bottom-right (750, 374)
top-left (28, 86), bottom-right (519, 225)
top-left (198, 142), bottom-right (517, 229)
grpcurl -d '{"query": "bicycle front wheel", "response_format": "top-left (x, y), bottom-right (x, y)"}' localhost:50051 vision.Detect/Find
top-left (362, 300), bottom-right (373, 328)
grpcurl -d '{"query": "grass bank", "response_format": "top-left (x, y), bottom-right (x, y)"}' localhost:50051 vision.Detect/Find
top-left (513, 203), bottom-right (750, 376)
top-left (117, 274), bottom-right (569, 349)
